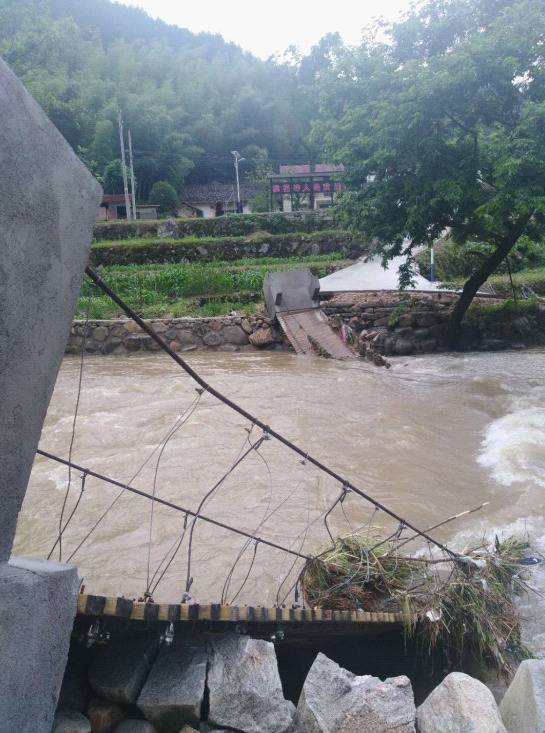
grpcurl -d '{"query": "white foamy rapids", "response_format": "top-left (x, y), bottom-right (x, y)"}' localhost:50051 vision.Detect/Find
top-left (478, 392), bottom-right (545, 488)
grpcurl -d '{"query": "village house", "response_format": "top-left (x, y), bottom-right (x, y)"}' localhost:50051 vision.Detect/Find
top-left (178, 182), bottom-right (260, 218)
top-left (269, 164), bottom-right (345, 212)
top-left (98, 194), bottom-right (160, 221)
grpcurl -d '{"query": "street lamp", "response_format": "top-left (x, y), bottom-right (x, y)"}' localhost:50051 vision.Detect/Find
top-left (231, 150), bottom-right (246, 213)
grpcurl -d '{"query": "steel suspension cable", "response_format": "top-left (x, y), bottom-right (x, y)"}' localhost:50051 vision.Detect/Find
top-left (85, 265), bottom-right (458, 560)
top-left (63, 394), bottom-right (203, 563)
top-left (184, 434), bottom-right (267, 596)
top-left (150, 430), bottom-right (262, 597)
top-left (49, 288), bottom-right (91, 561)
top-left (37, 449), bottom-right (311, 561)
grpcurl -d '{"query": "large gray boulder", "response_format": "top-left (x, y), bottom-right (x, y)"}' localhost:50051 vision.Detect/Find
top-left (294, 652), bottom-right (415, 733)
top-left (137, 641), bottom-right (207, 733)
top-left (499, 659), bottom-right (545, 732)
top-left (52, 710), bottom-right (91, 733)
top-left (417, 672), bottom-right (506, 733)
top-left (527, 632), bottom-right (545, 659)
top-left (114, 721), bottom-right (157, 733)
top-left (207, 634), bottom-right (295, 733)
top-left (89, 633), bottom-right (160, 704)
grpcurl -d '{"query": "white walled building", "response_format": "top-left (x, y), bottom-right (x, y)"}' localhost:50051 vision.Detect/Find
top-left (270, 164), bottom-right (345, 212)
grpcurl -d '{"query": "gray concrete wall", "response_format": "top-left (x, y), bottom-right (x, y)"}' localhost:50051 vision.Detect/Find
top-left (0, 559), bottom-right (80, 732)
top-left (0, 56), bottom-right (102, 732)
top-left (0, 57), bottom-right (102, 559)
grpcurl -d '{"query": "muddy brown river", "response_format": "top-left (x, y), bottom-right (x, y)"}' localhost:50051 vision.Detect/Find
top-left (14, 349), bottom-right (545, 631)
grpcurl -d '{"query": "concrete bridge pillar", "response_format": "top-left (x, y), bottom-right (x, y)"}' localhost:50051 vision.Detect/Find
top-left (0, 58), bottom-right (102, 731)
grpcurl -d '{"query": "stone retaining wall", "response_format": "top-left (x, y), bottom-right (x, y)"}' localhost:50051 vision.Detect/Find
top-left (90, 232), bottom-right (363, 266)
top-left (66, 315), bottom-right (285, 356)
top-left (322, 291), bottom-right (519, 357)
top-left (67, 292), bottom-right (545, 359)
top-left (323, 292), bottom-right (458, 357)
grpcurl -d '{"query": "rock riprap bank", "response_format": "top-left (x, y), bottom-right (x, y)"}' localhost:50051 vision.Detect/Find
top-left (66, 291), bottom-right (545, 359)
top-left (53, 632), bottom-right (545, 733)
top-left (325, 291), bottom-right (545, 356)
top-left (67, 315), bottom-right (284, 356)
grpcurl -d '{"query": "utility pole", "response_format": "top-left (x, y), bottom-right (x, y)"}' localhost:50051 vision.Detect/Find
top-left (128, 128), bottom-right (137, 220)
top-left (118, 111), bottom-right (132, 220)
top-left (430, 244), bottom-right (435, 284)
top-left (231, 150), bottom-right (245, 213)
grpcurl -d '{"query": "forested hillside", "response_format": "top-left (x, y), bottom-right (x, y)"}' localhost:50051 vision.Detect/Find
top-left (0, 0), bottom-right (326, 198)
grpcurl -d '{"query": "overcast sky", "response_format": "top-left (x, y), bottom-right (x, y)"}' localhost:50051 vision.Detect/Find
top-left (117, 0), bottom-right (412, 58)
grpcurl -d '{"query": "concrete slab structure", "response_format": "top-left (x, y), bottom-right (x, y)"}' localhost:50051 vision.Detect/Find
top-left (319, 255), bottom-right (443, 293)
top-left (263, 268), bottom-right (320, 319)
top-left (0, 56), bottom-right (102, 731)
top-left (0, 559), bottom-right (81, 732)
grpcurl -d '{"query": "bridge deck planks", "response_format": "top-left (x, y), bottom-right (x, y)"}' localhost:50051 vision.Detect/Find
top-left (77, 594), bottom-right (408, 629)
top-left (277, 309), bottom-right (356, 360)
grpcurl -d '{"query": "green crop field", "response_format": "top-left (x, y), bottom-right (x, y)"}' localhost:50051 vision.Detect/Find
top-left (78, 255), bottom-right (348, 319)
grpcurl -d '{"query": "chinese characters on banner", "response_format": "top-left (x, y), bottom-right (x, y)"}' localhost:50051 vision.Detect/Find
top-left (270, 180), bottom-right (343, 195)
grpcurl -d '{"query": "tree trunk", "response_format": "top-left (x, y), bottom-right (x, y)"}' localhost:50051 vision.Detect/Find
top-left (447, 236), bottom-right (519, 346)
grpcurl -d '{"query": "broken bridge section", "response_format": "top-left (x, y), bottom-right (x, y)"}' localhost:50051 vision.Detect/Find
top-left (263, 269), bottom-right (356, 360)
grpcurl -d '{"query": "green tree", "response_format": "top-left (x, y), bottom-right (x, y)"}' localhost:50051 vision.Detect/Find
top-left (0, 0), bottom-right (312, 187)
top-left (103, 159), bottom-right (124, 194)
top-left (90, 119), bottom-right (116, 175)
top-left (245, 162), bottom-right (274, 213)
top-left (318, 0), bottom-right (545, 343)
top-left (149, 180), bottom-right (179, 216)
top-left (159, 132), bottom-right (201, 190)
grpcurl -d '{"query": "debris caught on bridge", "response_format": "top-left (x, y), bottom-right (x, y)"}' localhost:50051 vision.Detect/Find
top-left (301, 531), bottom-right (534, 675)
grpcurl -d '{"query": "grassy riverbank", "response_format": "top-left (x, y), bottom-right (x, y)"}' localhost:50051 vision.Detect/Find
top-left (444, 266), bottom-right (545, 298)
top-left (78, 254), bottom-right (349, 319)
top-left (484, 267), bottom-right (545, 298)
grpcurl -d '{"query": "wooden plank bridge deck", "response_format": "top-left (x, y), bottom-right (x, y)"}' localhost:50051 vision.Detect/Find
top-left (277, 310), bottom-right (356, 359)
top-left (77, 594), bottom-right (408, 637)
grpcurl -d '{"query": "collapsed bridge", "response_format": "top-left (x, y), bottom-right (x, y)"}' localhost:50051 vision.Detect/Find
top-left (263, 269), bottom-right (356, 359)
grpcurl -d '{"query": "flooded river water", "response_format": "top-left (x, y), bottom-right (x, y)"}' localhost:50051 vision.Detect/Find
top-left (14, 349), bottom-right (545, 630)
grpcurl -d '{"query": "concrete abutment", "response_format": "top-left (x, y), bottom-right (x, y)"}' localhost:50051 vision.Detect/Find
top-left (0, 56), bottom-right (101, 730)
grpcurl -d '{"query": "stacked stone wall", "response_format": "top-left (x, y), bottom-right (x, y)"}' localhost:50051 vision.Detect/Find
top-left (323, 292), bottom-right (509, 356)
top-left (323, 292), bottom-right (453, 357)
top-left (67, 315), bottom-right (285, 356)
top-left (90, 232), bottom-right (363, 266)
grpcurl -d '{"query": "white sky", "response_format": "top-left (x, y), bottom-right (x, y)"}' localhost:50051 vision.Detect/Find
top-left (117, 0), bottom-right (412, 58)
